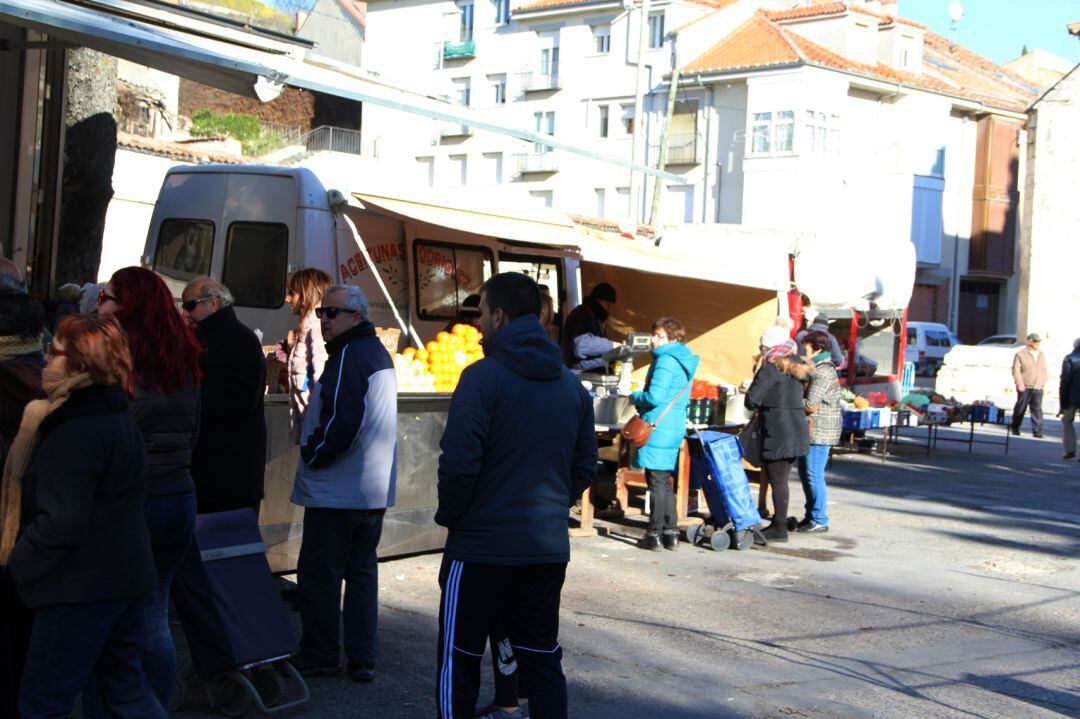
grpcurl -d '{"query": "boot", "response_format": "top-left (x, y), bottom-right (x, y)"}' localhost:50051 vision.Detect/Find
top-left (661, 531), bottom-right (679, 551)
top-left (636, 532), bottom-right (662, 551)
top-left (761, 521), bottom-right (789, 543)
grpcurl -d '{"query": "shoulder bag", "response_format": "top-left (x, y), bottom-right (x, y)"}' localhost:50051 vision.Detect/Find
top-left (621, 374), bottom-right (694, 449)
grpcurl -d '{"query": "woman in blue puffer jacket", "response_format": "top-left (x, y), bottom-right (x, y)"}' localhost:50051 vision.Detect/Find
top-left (630, 317), bottom-right (699, 551)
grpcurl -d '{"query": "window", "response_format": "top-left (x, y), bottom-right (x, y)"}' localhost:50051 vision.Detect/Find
top-left (926, 330), bottom-right (951, 347)
top-left (529, 190), bottom-right (553, 208)
top-left (414, 240), bottom-right (493, 320)
top-left (648, 12), bottom-right (665, 49)
top-left (598, 105), bottom-right (609, 138)
top-left (222, 222), bottom-right (288, 308)
top-left (498, 253), bottom-right (562, 313)
top-left (534, 110), bottom-right (555, 153)
top-left (538, 30), bottom-right (559, 79)
top-left (592, 24), bottom-right (611, 54)
top-left (621, 104), bottom-right (634, 135)
top-left (751, 112), bottom-right (771, 153)
top-left (488, 74), bottom-right (506, 105)
top-left (615, 186), bottom-right (631, 215)
top-left (154, 219), bottom-right (214, 282)
top-left (449, 154), bottom-right (468, 186)
top-left (453, 77), bottom-right (471, 107)
top-left (416, 156), bottom-right (435, 187)
top-left (911, 175), bottom-right (944, 264)
top-left (774, 110), bottom-right (794, 153)
top-left (483, 152), bottom-right (503, 184)
top-left (493, 0), bottom-right (509, 25)
top-left (805, 111), bottom-right (840, 155)
top-left (595, 187), bottom-right (605, 216)
top-left (458, 0), bottom-right (474, 42)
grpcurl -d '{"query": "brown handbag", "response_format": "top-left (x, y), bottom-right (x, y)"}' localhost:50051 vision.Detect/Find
top-left (620, 376), bottom-right (694, 448)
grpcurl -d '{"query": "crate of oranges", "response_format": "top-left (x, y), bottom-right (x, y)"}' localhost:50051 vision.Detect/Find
top-left (394, 323), bottom-right (484, 393)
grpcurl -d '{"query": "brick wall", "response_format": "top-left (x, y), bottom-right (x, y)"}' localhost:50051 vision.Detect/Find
top-left (909, 280), bottom-right (950, 324)
top-left (178, 79), bottom-right (315, 132)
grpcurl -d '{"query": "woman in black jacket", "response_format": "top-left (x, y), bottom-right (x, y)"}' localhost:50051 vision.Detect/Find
top-left (1, 314), bottom-right (164, 717)
top-left (98, 267), bottom-right (201, 708)
top-left (745, 327), bottom-right (812, 542)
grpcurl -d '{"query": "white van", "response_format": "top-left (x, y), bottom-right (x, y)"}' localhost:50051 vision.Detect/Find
top-left (905, 321), bottom-right (956, 376)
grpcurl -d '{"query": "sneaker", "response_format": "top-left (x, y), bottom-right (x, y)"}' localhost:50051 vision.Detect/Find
top-left (797, 522), bottom-right (829, 534)
top-left (661, 532), bottom-right (679, 551)
top-left (1064, 452), bottom-right (1075, 460)
top-left (1033, 432), bottom-right (1044, 438)
top-left (635, 533), bottom-right (662, 551)
top-left (347, 662), bottom-right (375, 683)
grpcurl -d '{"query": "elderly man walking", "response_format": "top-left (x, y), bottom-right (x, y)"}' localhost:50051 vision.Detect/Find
top-left (1059, 339), bottom-right (1080, 459)
top-left (1011, 332), bottom-right (1049, 439)
top-left (435, 272), bottom-right (597, 719)
top-left (181, 279), bottom-right (267, 514)
top-left (292, 285), bottom-right (397, 683)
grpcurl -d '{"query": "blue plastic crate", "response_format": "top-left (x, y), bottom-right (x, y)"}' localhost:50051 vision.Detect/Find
top-left (843, 410), bottom-right (870, 431)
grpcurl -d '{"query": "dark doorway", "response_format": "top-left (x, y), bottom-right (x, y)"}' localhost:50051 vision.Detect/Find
top-left (957, 280), bottom-right (1001, 344)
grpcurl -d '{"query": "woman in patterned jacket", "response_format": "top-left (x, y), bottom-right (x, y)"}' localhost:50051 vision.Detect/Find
top-left (798, 330), bottom-right (842, 533)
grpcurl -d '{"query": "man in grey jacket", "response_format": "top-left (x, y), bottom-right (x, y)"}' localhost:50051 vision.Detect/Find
top-left (291, 285), bottom-right (397, 682)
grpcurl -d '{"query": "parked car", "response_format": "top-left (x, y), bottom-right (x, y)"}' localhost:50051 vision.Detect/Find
top-left (906, 321), bottom-right (956, 376)
top-left (977, 334), bottom-right (1019, 347)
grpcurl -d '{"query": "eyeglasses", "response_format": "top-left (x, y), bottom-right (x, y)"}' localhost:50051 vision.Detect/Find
top-left (315, 306), bottom-right (358, 320)
top-left (181, 297), bottom-right (212, 313)
top-left (97, 290), bottom-right (117, 306)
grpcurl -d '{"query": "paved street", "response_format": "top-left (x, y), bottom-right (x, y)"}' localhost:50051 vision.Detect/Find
top-left (176, 421), bottom-right (1080, 718)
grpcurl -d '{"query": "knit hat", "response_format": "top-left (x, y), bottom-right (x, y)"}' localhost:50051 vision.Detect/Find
top-left (590, 283), bottom-right (617, 304)
top-left (760, 325), bottom-right (791, 350)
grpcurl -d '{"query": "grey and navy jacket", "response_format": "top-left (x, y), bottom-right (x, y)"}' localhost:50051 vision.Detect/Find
top-left (437, 315), bottom-right (598, 565)
top-left (292, 322), bottom-right (397, 509)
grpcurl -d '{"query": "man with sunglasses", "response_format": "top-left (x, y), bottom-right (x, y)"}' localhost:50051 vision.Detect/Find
top-left (291, 284), bottom-right (397, 683)
top-left (180, 279), bottom-right (267, 515)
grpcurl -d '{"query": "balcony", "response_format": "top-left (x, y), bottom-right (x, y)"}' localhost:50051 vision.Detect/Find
top-left (518, 63), bottom-right (560, 93)
top-left (517, 151), bottom-right (558, 175)
top-left (651, 134), bottom-right (699, 165)
top-left (443, 38), bottom-right (476, 61)
top-left (439, 121), bottom-right (473, 139)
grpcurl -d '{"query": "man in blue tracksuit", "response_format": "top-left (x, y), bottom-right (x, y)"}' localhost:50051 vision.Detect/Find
top-left (292, 285), bottom-right (397, 682)
top-left (435, 273), bottom-right (598, 719)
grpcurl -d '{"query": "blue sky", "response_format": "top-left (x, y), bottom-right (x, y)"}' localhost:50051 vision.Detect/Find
top-left (898, 0), bottom-right (1080, 65)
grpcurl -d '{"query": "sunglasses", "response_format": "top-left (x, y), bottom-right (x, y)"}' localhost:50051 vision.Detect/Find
top-left (315, 306), bottom-right (358, 320)
top-left (97, 289), bottom-right (118, 306)
top-left (181, 297), bottom-right (212, 313)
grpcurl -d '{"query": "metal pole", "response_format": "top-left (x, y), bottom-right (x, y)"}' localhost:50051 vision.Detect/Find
top-left (629, 0), bottom-right (650, 222)
top-left (649, 40), bottom-right (679, 226)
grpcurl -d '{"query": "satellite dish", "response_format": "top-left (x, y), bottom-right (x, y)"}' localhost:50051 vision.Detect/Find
top-left (948, 0), bottom-right (964, 23)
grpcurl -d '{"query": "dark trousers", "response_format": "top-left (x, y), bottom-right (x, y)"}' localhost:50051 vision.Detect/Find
top-left (1012, 389), bottom-right (1044, 434)
top-left (645, 469), bottom-right (677, 535)
top-left (19, 595), bottom-right (166, 719)
top-left (489, 631), bottom-right (520, 708)
top-left (298, 507), bottom-right (384, 667)
top-left (437, 559), bottom-right (567, 719)
top-left (0, 576), bottom-right (32, 718)
top-left (763, 458), bottom-right (794, 521)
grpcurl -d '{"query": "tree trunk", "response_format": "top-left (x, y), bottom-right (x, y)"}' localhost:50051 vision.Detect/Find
top-left (56, 48), bottom-right (118, 286)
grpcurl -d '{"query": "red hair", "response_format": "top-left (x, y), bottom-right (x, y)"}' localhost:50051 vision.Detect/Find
top-left (55, 315), bottom-right (134, 389)
top-left (108, 267), bottom-right (202, 393)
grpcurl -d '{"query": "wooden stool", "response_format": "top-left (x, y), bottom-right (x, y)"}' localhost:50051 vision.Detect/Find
top-left (615, 438), bottom-right (691, 523)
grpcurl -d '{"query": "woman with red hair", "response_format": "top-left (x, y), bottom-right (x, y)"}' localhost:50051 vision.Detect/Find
top-left (1, 314), bottom-right (164, 717)
top-left (97, 266), bottom-right (201, 709)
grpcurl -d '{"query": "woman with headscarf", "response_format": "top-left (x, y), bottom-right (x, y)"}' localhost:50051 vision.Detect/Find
top-left (0, 315), bottom-right (164, 717)
top-left (745, 326), bottom-right (812, 542)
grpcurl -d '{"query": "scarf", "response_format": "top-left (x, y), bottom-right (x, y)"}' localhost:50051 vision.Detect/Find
top-left (0, 370), bottom-right (93, 565)
top-left (0, 334), bottom-right (44, 363)
top-left (764, 340), bottom-right (797, 363)
top-left (812, 351), bottom-right (832, 365)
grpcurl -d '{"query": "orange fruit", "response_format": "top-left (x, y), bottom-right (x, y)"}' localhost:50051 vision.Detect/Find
top-left (401, 347), bottom-right (416, 359)
top-left (436, 331), bottom-right (451, 344)
top-left (452, 324), bottom-right (468, 336)
top-left (415, 349), bottom-right (429, 363)
top-left (466, 327), bottom-right (480, 341)
top-left (426, 341), bottom-right (439, 354)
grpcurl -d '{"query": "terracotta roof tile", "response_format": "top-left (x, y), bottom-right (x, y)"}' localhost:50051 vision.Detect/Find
top-left (516, 0), bottom-right (726, 14)
top-left (763, 2), bottom-right (925, 30)
top-left (116, 132), bottom-right (257, 165)
top-left (681, 9), bottom-right (1034, 112)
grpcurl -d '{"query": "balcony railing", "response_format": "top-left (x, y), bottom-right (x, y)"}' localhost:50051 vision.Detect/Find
top-left (518, 63), bottom-right (560, 93)
top-left (439, 121), bottom-right (473, 139)
top-left (443, 38), bottom-right (476, 60)
top-left (516, 151), bottom-right (558, 174)
top-left (304, 125), bottom-right (362, 155)
top-left (652, 133), bottom-right (699, 165)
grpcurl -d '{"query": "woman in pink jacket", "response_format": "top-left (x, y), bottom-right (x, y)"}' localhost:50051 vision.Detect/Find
top-left (283, 268), bottom-right (331, 443)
